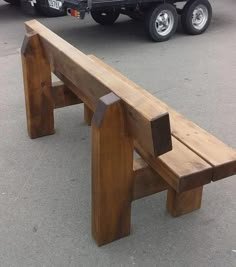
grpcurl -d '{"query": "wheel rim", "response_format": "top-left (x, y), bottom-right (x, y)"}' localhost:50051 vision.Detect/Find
top-left (155, 10), bottom-right (174, 36)
top-left (100, 12), bottom-right (109, 17)
top-left (192, 5), bottom-right (208, 30)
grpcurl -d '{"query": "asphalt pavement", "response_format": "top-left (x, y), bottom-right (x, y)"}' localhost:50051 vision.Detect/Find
top-left (0, 0), bottom-right (236, 266)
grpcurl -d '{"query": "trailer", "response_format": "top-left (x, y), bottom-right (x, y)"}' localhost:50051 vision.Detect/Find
top-left (59, 0), bottom-right (212, 41)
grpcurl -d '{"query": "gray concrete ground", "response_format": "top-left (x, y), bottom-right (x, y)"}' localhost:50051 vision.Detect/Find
top-left (0, 0), bottom-right (236, 266)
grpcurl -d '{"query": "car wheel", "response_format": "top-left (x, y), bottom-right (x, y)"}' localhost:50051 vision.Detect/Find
top-left (91, 10), bottom-right (120, 25)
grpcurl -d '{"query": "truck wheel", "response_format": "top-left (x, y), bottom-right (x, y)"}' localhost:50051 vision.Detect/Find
top-left (91, 10), bottom-right (120, 25)
top-left (35, 1), bottom-right (66, 17)
top-left (181, 0), bottom-right (212, 35)
top-left (145, 3), bottom-right (178, 42)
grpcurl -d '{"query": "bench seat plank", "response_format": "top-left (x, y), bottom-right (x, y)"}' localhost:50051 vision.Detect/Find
top-left (171, 118), bottom-right (236, 181)
top-left (89, 55), bottom-right (236, 182)
top-left (135, 138), bottom-right (213, 193)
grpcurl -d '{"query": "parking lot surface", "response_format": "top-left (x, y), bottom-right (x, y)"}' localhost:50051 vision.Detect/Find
top-left (0, 0), bottom-right (236, 266)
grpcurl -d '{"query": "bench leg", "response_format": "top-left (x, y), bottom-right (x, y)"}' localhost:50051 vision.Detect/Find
top-left (167, 186), bottom-right (203, 217)
top-left (91, 93), bottom-right (133, 246)
top-left (21, 32), bottom-right (54, 139)
top-left (84, 104), bottom-right (93, 126)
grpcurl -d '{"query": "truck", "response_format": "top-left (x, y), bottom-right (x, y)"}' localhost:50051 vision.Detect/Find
top-left (4, 0), bottom-right (66, 17)
top-left (61, 0), bottom-right (212, 41)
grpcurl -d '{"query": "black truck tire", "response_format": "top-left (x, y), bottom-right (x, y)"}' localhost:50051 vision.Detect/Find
top-left (4, 0), bottom-right (20, 5)
top-left (145, 3), bottom-right (178, 42)
top-left (181, 0), bottom-right (212, 35)
top-left (35, 0), bottom-right (66, 17)
top-left (91, 10), bottom-right (120, 25)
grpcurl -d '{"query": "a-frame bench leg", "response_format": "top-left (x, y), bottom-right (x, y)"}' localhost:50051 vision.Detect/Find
top-left (91, 93), bottom-right (134, 246)
top-left (21, 32), bottom-right (54, 139)
top-left (167, 186), bottom-right (203, 217)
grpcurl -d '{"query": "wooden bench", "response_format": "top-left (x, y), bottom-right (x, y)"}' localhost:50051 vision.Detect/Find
top-left (21, 20), bottom-right (236, 246)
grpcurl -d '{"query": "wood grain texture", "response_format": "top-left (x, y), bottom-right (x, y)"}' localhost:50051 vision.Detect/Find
top-left (135, 139), bottom-right (212, 193)
top-left (21, 32), bottom-right (54, 139)
top-left (91, 93), bottom-right (134, 246)
top-left (84, 104), bottom-right (93, 126)
top-left (172, 123), bottom-right (236, 181)
top-left (89, 55), bottom-right (236, 182)
top-left (167, 186), bottom-right (203, 217)
top-left (25, 20), bottom-right (172, 157)
top-left (51, 81), bottom-right (82, 109)
top-left (133, 158), bottom-right (169, 200)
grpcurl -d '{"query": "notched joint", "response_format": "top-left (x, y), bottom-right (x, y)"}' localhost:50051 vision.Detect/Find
top-left (21, 31), bottom-right (38, 55)
top-left (92, 92), bottom-right (121, 128)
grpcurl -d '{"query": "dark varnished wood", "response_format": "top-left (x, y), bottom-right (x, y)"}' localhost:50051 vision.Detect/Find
top-left (167, 186), bottom-right (203, 217)
top-left (135, 139), bottom-right (212, 193)
top-left (51, 81), bottom-right (82, 109)
top-left (25, 20), bottom-right (172, 157)
top-left (133, 158), bottom-right (169, 200)
top-left (91, 93), bottom-right (134, 246)
top-left (89, 55), bottom-right (236, 182)
top-left (21, 22), bottom-right (236, 246)
top-left (21, 32), bottom-right (54, 138)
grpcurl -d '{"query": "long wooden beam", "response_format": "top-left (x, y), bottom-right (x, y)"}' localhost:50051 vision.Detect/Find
top-left (88, 55), bottom-right (236, 182)
top-left (24, 20), bottom-right (172, 157)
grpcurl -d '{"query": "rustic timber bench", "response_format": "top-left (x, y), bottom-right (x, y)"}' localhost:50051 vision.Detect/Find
top-left (21, 20), bottom-right (236, 246)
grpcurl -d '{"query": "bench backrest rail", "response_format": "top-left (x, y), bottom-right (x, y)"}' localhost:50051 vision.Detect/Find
top-left (23, 20), bottom-right (172, 157)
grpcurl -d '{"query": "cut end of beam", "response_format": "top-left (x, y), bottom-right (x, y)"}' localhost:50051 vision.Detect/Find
top-left (92, 93), bottom-right (121, 128)
top-left (151, 113), bottom-right (172, 157)
top-left (21, 31), bottom-right (37, 55)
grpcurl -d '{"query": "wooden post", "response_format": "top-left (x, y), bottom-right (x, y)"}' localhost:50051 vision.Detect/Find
top-left (21, 32), bottom-right (54, 138)
top-left (167, 186), bottom-right (203, 217)
top-left (84, 104), bottom-right (93, 126)
top-left (91, 92), bottom-right (134, 246)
